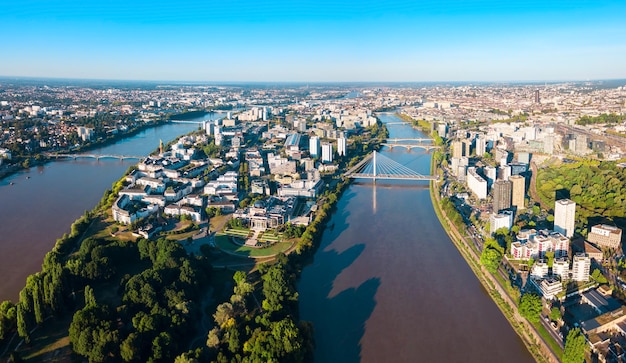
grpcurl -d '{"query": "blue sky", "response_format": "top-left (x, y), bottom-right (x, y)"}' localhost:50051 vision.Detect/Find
top-left (2, 0), bottom-right (625, 82)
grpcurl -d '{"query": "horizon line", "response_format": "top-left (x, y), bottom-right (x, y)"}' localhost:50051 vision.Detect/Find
top-left (2, 75), bottom-right (626, 86)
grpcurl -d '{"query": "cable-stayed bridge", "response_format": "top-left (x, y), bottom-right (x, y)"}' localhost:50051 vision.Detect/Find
top-left (344, 151), bottom-right (437, 181)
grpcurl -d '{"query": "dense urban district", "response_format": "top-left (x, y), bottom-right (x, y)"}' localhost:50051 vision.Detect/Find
top-left (1, 79), bottom-right (626, 363)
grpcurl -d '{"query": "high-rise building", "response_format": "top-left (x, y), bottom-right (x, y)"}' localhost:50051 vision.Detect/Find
top-left (571, 253), bottom-right (590, 282)
top-left (337, 136), bottom-right (346, 157)
top-left (321, 142), bottom-right (333, 163)
top-left (309, 136), bottom-right (320, 158)
top-left (554, 199), bottom-right (576, 238)
top-left (475, 136), bottom-right (486, 157)
top-left (484, 166), bottom-right (497, 188)
top-left (452, 140), bottom-right (465, 159)
top-left (534, 89), bottom-right (540, 104)
top-left (467, 167), bottom-right (488, 200)
top-left (509, 175), bottom-right (525, 210)
top-left (492, 180), bottom-right (512, 212)
top-left (498, 165), bottom-right (511, 181)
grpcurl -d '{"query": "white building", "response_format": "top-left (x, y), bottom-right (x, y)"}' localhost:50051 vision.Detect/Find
top-left (467, 167), bottom-right (488, 200)
top-left (531, 261), bottom-right (549, 279)
top-left (321, 142), bottom-right (333, 163)
top-left (554, 199), bottom-right (576, 238)
top-left (77, 126), bottom-right (94, 142)
top-left (337, 136), bottom-right (346, 157)
top-left (539, 277), bottom-right (563, 300)
top-left (475, 136), bottom-right (486, 157)
top-left (309, 136), bottom-right (320, 158)
top-left (490, 210), bottom-right (514, 233)
top-left (510, 230), bottom-right (570, 261)
top-left (552, 258), bottom-right (570, 279)
top-left (571, 253), bottom-right (591, 282)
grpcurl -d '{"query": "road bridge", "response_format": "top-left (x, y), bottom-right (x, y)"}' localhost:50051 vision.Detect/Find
top-left (47, 153), bottom-right (145, 161)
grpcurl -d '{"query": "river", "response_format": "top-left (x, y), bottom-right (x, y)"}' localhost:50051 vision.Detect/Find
top-left (298, 113), bottom-right (534, 362)
top-left (0, 114), bottom-right (221, 302)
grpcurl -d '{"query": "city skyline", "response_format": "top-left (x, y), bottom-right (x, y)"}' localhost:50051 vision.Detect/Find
top-left (2, 0), bottom-right (626, 82)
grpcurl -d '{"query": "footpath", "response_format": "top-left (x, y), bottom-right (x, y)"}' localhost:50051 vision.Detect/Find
top-left (431, 181), bottom-right (560, 363)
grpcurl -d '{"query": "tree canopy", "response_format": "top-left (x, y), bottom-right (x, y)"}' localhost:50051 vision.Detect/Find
top-left (562, 328), bottom-right (586, 363)
top-left (519, 293), bottom-right (542, 323)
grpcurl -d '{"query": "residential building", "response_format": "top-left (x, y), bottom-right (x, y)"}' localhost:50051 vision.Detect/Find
top-left (552, 258), bottom-right (569, 279)
top-left (467, 167), bottom-right (487, 200)
top-left (475, 136), bottom-right (486, 157)
top-left (554, 199), bottom-right (576, 238)
top-left (452, 140), bottom-right (465, 158)
top-left (531, 261), bottom-right (549, 279)
top-left (337, 136), bottom-right (346, 156)
top-left (509, 175), bottom-right (525, 210)
top-left (490, 210), bottom-right (514, 233)
top-left (571, 253), bottom-right (591, 282)
top-left (309, 136), bottom-right (320, 158)
top-left (321, 142), bottom-right (333, 163)
top-left (492, 180), bottom-right (512, 212)
top-left (538, 277), bottom-right (563, 300)
top-left (510, 229), bottom-right (570, 261)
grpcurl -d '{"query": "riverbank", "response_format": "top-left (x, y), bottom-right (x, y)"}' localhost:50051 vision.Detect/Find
top-left (0, 119), bottom-right (166, 182)
top-left (428, 159), bottom-right (559, 363)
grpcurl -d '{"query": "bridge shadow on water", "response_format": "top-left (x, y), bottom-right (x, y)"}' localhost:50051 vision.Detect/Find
top-left (300, 240), bottom-right (380, 362)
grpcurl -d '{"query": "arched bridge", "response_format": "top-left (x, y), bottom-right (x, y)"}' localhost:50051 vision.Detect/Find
top-left (344, 151), bottom-right (437, 181)
top-left (382, 138), bottom-right (440, 151)
top-left (46, 153), bottom-right (145, 161)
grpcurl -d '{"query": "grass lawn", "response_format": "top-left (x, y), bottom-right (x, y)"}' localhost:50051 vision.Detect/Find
top-left (223, 228), bottom-right (251, 238)
top-left (214, 234), bottom-right (292, 257)
top-left (532, 321), bottom-right (563, 359)
top-left (18, 316), bottom-right (73, 362)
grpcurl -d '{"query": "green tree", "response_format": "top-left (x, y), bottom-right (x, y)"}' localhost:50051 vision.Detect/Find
top-left (16, 303), bottom-right (30, 343)
top-left (519, 293), bottom-right (542, 323)
top-left (545, 251), bottom-right (555, 268)
top-left (0, 301), bottom-right (17, 340)
top-left (591, 269), bottom-right (608, 284)
top-left (120, 332), bottom-right (143, 362)
top-left (480, 238), bottom-right (504, 273)
top-left (549, 307), bottom-right (561, 322)
top-left (562, 328), bottom-right (586, 363)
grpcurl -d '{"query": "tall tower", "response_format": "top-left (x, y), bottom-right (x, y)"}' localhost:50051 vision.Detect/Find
top-left (337, 136), bottom-right (346, 157)
top-left (554, 199), bottom-right (576, 237)
top-left (309, 136), bottom-right (320, 158)
top-left (534, 89), bottom-right (540, 104)
top-left (321, 142), bottom-right (333, 163)
top-left (509, 175), bottom-right (525, 210)
top-left (492, 180), bottom-right (512, 213)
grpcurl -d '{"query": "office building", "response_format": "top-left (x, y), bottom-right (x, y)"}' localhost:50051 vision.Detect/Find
top-left (588, 225), bottom-right (623, 249)
top-left (492, 180), bottom-right (512, 212)
top-left (554, 199), bottom-right (576, 238)
top-left (509, 175), bottom-right (525, 210)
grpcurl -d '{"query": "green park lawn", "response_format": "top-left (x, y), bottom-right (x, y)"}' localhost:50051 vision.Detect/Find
top-left (214, 234), bottom-right (292, 257)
